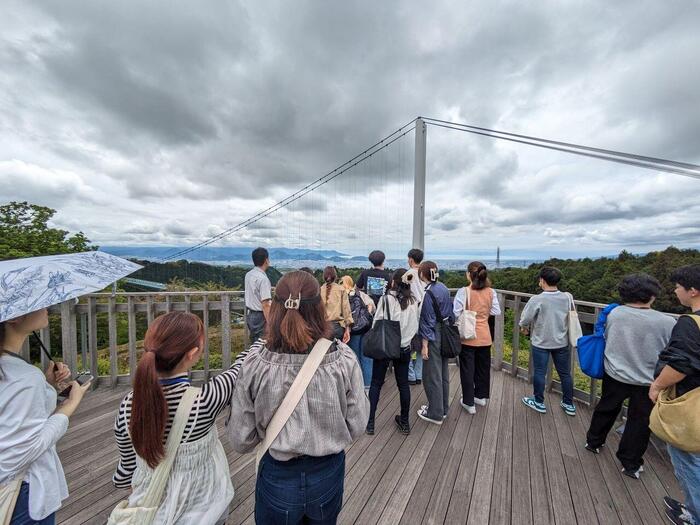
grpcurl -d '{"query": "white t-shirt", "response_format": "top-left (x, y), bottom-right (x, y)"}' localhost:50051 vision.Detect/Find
top-left (406, 267), bottom-right (425, 305)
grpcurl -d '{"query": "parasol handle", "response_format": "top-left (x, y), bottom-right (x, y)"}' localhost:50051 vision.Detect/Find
top-left (32, 331), bottom-right (54, 365)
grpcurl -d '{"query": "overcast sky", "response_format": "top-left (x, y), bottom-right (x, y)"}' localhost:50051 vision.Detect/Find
top-left (2, 1), bottom-right (699, 259)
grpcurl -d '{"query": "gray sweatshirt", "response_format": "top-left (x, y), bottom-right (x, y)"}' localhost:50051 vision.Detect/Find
top-left (519, 291), bottom-right (571, 349)
top-left (604, 306), bottom-right (676, 385)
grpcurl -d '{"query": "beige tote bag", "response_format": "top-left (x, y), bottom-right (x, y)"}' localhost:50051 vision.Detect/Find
top-left (566, 292), bottom-right (583, 348)
top-left (457, 287), bottom-right (477, 341)
top-left (0, 473), bottom-right (24, 525)
top-left (107, 386), bottom-right (200, 525)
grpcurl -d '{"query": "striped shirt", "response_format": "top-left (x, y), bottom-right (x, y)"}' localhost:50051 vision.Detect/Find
top-left (112, 349), bottom-right (249, 488)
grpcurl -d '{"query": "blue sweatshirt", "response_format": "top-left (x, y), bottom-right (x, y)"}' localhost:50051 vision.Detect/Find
top-left (419, 282), bottom-right (454, 341)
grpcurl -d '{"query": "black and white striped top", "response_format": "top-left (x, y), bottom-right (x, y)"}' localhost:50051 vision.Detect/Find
top-left (112, 349), bottom-right (249, 488)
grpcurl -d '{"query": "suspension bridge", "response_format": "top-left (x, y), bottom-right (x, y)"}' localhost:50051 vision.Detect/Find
top-left (49, 117), bottom-right (700, 523)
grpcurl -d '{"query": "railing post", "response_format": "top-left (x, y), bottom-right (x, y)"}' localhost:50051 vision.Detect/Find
top-left (221, 293), bottom-right (231, 369)
top-left (88, 296), bottom-right (98, 387)
top-left (147, 295), bottom-right (155, 325)
top-left (39, 326), bottom-right (51, 370)
top-left (108, 295), bottom-right (118, 387)
top-left (60, 300), bottom-right (78, 375)
top-left (128, 297), bottom-right (137, 382)
top-left (203, 295), bottom-right (210, 380)
top-left (80, 312), bottom-right (88, 370)
top-left (492, 293), bottom-right (505, 370)
top-left (511, 296), bottom-right (521, 376)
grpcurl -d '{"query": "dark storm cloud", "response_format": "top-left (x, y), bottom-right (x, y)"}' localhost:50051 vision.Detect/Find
top-left (2, 0), bottom-right (699, 250)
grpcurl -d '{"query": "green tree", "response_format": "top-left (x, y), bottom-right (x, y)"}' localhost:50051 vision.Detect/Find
top-left (0, 201), bottom-right (95, 260)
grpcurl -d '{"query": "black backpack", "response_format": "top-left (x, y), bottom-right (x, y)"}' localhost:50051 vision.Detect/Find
top-left (426, 289), bottom-right (461, 358)
top-left (349, 292), bottom-right (373, 335)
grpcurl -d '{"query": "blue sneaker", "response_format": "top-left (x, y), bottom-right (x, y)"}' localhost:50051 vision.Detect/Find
top-left (522, 396), bottom-right (546, 414)
top-left (561, 401), bottom-right (576, 416)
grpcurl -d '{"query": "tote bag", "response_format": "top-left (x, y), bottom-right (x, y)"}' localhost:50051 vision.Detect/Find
top-left (649, 384), bottom-right (700, 453)
top-left (456, 287), bottom-right (477, 341)
top-left (363, 295), bottom-right (401, 360)
top-left (107, 387), bottom-right (200, 525)
top-left (0, 473), bottom-right (24, 525)
top-left (576, 303), bottom-right (619, 379)
top-left (426, 289), bottom-right (461, 359)
top-left (566, 292), bottom-right (583, 348)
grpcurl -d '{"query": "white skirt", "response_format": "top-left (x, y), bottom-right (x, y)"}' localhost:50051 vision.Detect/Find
top-left (128, 428), bottom-right (233, 525)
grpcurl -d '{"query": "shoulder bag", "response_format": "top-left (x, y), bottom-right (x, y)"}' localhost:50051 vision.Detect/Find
top-left (576, 303), bottom-right (619, 379)
top-left (456, 287), bottom-right (477, 341)
top-left (426, 289), bottom-right (461, 358)
top-left (107, 386), bottom-right (201, 525)
top-left (566, 292), bottom-right (583, 348)
top-left (0, 472), bottom-right (25, 525)
top-left (363, 295), bottom-right (402, 361)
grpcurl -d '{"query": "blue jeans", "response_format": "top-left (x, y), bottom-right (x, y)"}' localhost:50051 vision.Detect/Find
top-left (348, 334), bottom-right (372, 387)
top-left (531, 345), bottom-right (573, 405)
top-left (667, 445), bottom-right (700, 522)
top-left (10, 483), bottom-right (55, 524)
top-left (255, 452), bottom-right (345, 524)
top-left (408, 334), bottom-right (423, 381)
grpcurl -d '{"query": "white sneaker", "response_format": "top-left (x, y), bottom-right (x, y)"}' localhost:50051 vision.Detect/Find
top-left (474, 397), bottom-right (487, 406)
top-left (460, 398), bottom-right (476, 414)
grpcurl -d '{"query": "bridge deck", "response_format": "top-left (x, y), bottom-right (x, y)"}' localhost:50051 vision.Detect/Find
top-left (56, 368), bottom-right (681, 524)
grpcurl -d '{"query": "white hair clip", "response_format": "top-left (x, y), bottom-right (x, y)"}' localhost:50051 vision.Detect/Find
top-left (284, 293), bottom-right (301, 310)
top-left (430, 268), bottom-right (439, 281)
top-left (401, 272), bottom-right (414, 284)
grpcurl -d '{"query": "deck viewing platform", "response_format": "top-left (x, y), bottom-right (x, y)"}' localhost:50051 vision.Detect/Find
top-left (40, 290), bottom-right (680, 524)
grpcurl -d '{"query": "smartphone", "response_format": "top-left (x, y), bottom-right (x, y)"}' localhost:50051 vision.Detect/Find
top-left (58, 371), bottom-right (94, 399)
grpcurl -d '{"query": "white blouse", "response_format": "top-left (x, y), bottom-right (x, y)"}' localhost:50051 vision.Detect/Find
top-left (0, 353), bottom-right (69, 520)
top-left (372, 292), bottom-right (419, 348)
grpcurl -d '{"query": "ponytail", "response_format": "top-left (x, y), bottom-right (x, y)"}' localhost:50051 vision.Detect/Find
top-left (468, 261), bottom-right (491, 290)
top-left (322, 266), bottom-right (337, 302)
top-left (279, 309), bottom-right (314, 352)
top-left (129, 312), bottom-right (203, 469)
top-left (130, 351), bottom-right (167, 468)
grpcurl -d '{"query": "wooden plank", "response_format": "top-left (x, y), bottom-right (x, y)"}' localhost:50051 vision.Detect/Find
top-left (538, 393), bottom-right (577, 524)
top-left (525, 389), bottom-right (554, 524)
top-left (489, 371), bottom-right (514, 525)
top-left (108, 296), bottom-right (118, 387)
top-left (87, 296), bottom-right (98, 382)
top-left (493, 292), bottom-right (506, 370)
top-left (511, 380), bottom-right (533, 525)
top-left (465, 372), bottom-right (505, 525)
top-left (548, 391), bottom-right (598, 525)
top-left (221, 293), bottom-right (231, 369)
top-left (127, 297), bottom-right (137, 382)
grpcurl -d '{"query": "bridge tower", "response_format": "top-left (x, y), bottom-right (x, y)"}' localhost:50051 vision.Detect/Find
top-left (412, 118), bottom-right (427, 251)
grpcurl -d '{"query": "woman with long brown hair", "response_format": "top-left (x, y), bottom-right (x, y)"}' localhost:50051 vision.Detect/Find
top-left (112, 311), bottom-right (249, 524)
top-left (320, 266), bottom-right (353, 343)
top-left (453, 261), bottom-right (501, 414)
top-left (229, 271), bottom-right (369, 524)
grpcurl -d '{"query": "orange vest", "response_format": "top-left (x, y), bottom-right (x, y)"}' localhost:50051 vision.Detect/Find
top-left (462, 286), bottom-right (493, 347)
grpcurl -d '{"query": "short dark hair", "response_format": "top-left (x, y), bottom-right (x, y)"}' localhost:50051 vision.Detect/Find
top-left (539, 266), bottom-right (562, 286)
top-left (407, 248), bottom-right (424, 265)
top-left (368, 250), bottom-right (386, 267)
top-left (252, 247), bottom-right (269, 267)
top-left (467, 261), bottom-right (490, 290)
top-left (670, 265), bottom-right (700, 291)
top-left (617, 273), bottom-right (662, 304)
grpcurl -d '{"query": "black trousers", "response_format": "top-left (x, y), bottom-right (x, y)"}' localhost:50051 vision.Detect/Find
top-left (586, 373), bottom-right (655, 470)
top-left (459, 344), bottom-right (491, 406)
top-left (368, 350), bottom-right (411, 425)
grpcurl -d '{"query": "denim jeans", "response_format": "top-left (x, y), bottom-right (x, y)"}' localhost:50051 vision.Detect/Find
top-left (667, 445), bottom-right (700, 523)
top-left (408, 334), bottom-right (423, 381)
top-left (531, 345), bottom-right (573, 405)
top-left (348, 334), bottom-right (372, 387)
top-left (10, 483), bottom-right (55, 525)
top-left (246, 309), bottom-right (266, 345)
top-left (255, 451), bottom-right (346, 524)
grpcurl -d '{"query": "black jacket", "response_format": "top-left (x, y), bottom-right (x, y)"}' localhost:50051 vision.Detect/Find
top-left (655, 312), bottom-right (700, 397)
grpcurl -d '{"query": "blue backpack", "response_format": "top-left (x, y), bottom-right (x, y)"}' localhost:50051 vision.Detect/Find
top-left (576, 303), bottom-right (619, 379)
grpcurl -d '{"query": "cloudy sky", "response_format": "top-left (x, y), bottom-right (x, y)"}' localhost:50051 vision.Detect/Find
top-left (2, 1), bottom-right (699, 259)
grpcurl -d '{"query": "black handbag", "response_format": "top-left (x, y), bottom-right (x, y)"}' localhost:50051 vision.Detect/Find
top-left (426, 289), bottom-right (461, 358)
top-left (363, 295), bottom-right (402, 360)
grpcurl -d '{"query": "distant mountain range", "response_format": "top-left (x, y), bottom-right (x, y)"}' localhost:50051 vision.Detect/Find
top-left (101, 245), bottom-right (356, 263)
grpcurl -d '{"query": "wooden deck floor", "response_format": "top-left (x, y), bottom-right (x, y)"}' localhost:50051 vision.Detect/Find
top-left (57, 367), bottom-right (681, 524)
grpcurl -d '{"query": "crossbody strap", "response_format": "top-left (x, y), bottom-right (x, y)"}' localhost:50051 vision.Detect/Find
top-left (426, 289), bottom-right (444, 325)
top-left (142, 386), bottom-right (201, 508)
top-left (256, 338), bottom-right (333, 470)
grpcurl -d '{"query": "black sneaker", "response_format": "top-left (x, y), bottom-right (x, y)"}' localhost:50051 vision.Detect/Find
top-left (621, 466), bottom-right (643, 479)
top-left (394, 415), bottom-right (410, 435)
top-left (585, 442), bottom-right (603, 454)
top-left (664, 497), bottom-right (688, 516)
top-left (665, 506), bottom-right (696, 525)
top-left (365, 421), bottom-right (375, 435)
